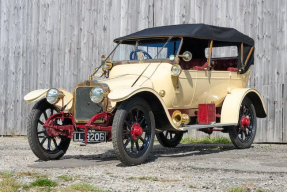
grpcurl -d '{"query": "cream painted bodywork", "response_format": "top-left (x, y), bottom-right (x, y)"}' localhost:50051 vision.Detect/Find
top-left (108, 87), bottom-right (176, 127)
top-left (24, 89), bottom-right (73, 111)
top-left (104, 62), bottom-right (262, 129)
top-left (24, 60), bottom-right (265, 129)
top-left (106, 63), bottom-right (250, 109)
top-left (221, 88), bottom-right (267, 123)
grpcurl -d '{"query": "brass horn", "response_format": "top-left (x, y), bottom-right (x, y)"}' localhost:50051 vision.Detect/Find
top-left (172, 110), bottom-right (190, 127)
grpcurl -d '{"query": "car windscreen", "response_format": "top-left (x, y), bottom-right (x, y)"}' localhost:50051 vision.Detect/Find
top-left (112, 38), bottom-right (181, 62)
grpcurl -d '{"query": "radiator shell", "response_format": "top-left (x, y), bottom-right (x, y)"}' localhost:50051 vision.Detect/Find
top-left (75, 87), bottom-right (102, 122)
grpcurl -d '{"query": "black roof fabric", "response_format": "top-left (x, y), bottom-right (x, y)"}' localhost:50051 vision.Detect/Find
top-left (114, 24), bottom-right (254, 46)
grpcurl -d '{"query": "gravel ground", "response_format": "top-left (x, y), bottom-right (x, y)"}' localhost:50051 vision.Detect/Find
top-left (0, 137), bottom-right (287, 191)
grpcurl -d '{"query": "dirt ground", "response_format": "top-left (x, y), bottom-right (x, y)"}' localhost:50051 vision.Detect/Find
top-left (0, 137), bottom-right (286, 191)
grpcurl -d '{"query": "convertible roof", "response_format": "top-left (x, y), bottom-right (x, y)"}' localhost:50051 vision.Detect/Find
top-left (114, 24), bottom-right (254, 46)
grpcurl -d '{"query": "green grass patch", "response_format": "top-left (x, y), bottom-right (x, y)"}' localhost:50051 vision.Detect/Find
top-left (138, 176), bottom-right (159, 181)
top-left (189, 185), bottom-right (196, 188)
top-left (229, 188), bottom-right (268, 192)
top-left (58, 175), bottom-right (73, 181)
top-left (0, 177), bottom-right (21, 192)
top-left (17, 171), bottom-right (36, 177)
top-left (64, 183), bottom-right (107, 192)
top-left (126, 176), bottom-right (158, 181)
top-left (16, 172), bottom-right (47, 179)
top-left (105, 172), bottom-right (113, 175)
top-left (0, 171), bottom-right (13, 178)
top-left (181, 136), bottom-right (231, 144)
top-left (30, 178), bottom-right (57, 187)
top-left (229, 188), bottom-right (246, 192)
top-left (22, 185), bottom-right (30, 190)
top-left (126, 176), bottom-right (178, 182)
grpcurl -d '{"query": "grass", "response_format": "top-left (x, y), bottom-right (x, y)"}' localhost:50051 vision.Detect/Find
top-left (229, 188), bottom-right (248, 192)
top-left (126, 176), bottom-right (178, 182)
top-left (63, 183), bottom-right (108, 192)
top-left (17, 171), bottom-right (38, 177)
top-left (0, 171), bottom-right (13, 178)
top-left (0, 171), bottom-right (100, 192)
top-left (126, 176), bottom-right (158, 181)
top-left (30, 178), bottom-right (57, 187)
top-left (139, 176), bottom-right (159, 181)
top-left (0, 171), bottom-right (57, 192)
top-left (58, 175), bottom-right (73, 181)
top-left (229, 187), bottom-right (268, 192)
top-left (16, 171), bottom-right (47, 178)
top-left (0, 177), bottom-right (21, 192)
top-left (105, 172), bottom-right (113, 175)
top-left (181, 135), bottom-right (231, 144)
top-left (189, 185), bottom-right (196, 188)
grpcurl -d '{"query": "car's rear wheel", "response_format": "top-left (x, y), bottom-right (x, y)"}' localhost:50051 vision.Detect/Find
top-left (156, 131), bottom-right (183, 147)
top-left (112, 97), bottom-right (155, 166)
top-left (228, 97), bottom-right (257, 149)
top-left (27, 99), bottom-right (71, 161)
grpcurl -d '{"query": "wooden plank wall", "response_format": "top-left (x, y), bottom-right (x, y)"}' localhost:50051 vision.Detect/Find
top-left (0, 0), bottom-right (285, 142)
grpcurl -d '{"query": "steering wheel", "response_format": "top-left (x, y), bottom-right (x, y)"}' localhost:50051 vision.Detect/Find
top-left (130, 49), bottom-right (152, 60)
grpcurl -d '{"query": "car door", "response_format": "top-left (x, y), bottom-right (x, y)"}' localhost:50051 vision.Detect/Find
top-left (172, 70), bottom-right (198, 108)
top-left (172, 68), bottom-right (230, 108)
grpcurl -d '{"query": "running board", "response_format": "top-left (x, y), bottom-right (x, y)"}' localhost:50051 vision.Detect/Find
top-left (179, 123), bottom-right (237, 131)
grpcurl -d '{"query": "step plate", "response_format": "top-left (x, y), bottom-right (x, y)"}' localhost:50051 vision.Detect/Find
top-left (179, 123), bottom-right (237, 131)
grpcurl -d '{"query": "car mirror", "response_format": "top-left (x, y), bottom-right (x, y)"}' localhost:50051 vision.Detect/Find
top-left (178, 51), bottom-right (192, 61)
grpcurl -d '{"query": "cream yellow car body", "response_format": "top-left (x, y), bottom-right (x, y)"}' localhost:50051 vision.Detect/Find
top-left (24, 60), bottom-right (267, 130)
top-left (102, 62), bottom-right (266, 129)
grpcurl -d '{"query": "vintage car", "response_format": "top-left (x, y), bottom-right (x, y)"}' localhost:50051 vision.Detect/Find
top-left (24, 24), bottom-right (267, 166)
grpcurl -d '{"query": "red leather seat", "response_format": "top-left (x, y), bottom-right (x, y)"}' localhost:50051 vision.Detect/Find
top-left (227, 67), bottom-right (238, 72)
top-left (193, 62), bottom-right (208, 70)
top-left (212, 58), bottom-right (237, 71)
top-left (179, 58), bottom-right (206, 70)
top-left (179, 58), bottom-right (238, 72)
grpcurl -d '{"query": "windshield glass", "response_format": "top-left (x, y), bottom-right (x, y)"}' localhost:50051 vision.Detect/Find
top-left (112, 38), bottom-right (181, 62)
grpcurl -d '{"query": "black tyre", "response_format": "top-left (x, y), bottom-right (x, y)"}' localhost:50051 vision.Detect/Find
top-left (112, 97), bottom-right (155, 166)
top-left (27, 99), bottom-right (71, 161)
top-left (228, 97), bottom-right (257, 149)
top-left (156, 131), bottom-right (183, 147)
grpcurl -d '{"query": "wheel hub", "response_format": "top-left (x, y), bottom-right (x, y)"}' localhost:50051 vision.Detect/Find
top-left (45, 127), bottom-right (58, 137)
top-left (240, 115), bottom-right (250, 129)
top-left (131, 123), bottom-right (143, 140)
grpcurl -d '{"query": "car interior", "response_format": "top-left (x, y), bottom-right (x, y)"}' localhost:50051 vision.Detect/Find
top-left (178, 38), bottom-right (239, 72)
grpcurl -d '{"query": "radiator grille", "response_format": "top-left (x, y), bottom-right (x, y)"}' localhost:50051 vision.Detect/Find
top-left (75, 87), bottom-right (102, 121)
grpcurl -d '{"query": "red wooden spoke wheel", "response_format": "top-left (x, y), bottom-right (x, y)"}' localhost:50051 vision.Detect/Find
top-left (228, 97), bottom-right (257, 149)
top-left (27, 99), bottom-right (71, 161)
top-left (112, 97), bottom-right (155, 166)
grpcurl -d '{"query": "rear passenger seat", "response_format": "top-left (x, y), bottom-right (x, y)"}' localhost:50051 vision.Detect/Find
top-left (179, 58), bottom-right (206, 70)
top-left (212, 58), bottom-right (238, 71)
top-left (179, 58), bottom-right (238, 72)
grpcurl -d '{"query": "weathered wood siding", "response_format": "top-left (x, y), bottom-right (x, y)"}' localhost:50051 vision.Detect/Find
top-left (0, 0), bottom-right (285, 142)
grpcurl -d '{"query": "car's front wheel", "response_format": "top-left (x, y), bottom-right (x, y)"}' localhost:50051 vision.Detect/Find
top-left (27, 99), bottom-right (71, 161)
top-left (112, 97), bottom-right (155, 166)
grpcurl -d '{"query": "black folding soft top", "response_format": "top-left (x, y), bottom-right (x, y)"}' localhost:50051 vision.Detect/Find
top-left (114, 24), bottom-right (254, 46)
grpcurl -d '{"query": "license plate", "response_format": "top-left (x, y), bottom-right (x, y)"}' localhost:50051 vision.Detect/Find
top-left (73, 131), bottom-right (106, 143)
